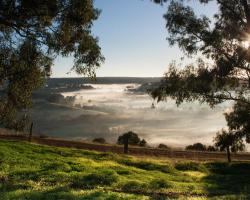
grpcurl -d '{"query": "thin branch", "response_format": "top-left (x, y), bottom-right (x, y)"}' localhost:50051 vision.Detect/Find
top-left (204, 93), bottom-right (250, 105)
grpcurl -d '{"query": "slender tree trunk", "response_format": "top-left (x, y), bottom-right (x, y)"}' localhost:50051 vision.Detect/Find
top-left (226, 146), bottom-right (231, 163)
top-left (28, 122), bottom-right (33, 142)
top-left (124, 136), bottom-right (129, 154)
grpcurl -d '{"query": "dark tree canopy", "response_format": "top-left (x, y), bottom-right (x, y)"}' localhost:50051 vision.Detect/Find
top-left (225, 102), bottom-right (250, 143)
top-left (207, 145), bottom-right (217, 152)
top-left (152, 0), bottom-right (250, 143)
top-left (139, 139), bottom-right (147, 147)
top-left (214, 129), bottom-right (245, 162)
top-left (117, 131), bottom-right (141, 146)
top-left (92, 138), bottom-right (106, 144)
top-left (185, 143), bottom-right (207, 151)
top-left (158, 143), bottom-right (170, 149)
top-left (0, 0), bottom-right (104, 129)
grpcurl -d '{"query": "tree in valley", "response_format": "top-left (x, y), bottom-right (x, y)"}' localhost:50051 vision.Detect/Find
top-left (185, 143), bottom-right (207, 151)
top-left (117, 131), bottom-right (142, 154)
top-left (0, 0), bottom-right (104, 130)
top-left (214, 129), bottom-right (245, 162)
top-left (151, 0), bottom-right (250, 145)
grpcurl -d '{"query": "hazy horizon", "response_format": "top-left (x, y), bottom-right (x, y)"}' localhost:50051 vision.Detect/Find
top-left (31, 81), bottom-right (233, 148)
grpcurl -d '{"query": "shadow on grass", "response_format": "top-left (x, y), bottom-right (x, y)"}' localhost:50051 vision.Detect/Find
top-left (202, 162), bottom-right (250, 198)
top-left (118, 159), bottom-right (175, 173)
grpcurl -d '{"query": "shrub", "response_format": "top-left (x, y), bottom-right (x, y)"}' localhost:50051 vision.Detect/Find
top-left (158, 144), bottom-right (170, 150)
top-left (116, 169), bottom-right (130, 175)
top-left (92, 138), bottom-right (106, 144)
top-left (149, 178), bottom-right (171, 189)
top-left (43, 162), bottom-right (71, 172)
top-left (71, 170), bottom-right (118, 189)
top-left (121, 181), bottom-right (145, 192)
top-left (139, 139), bottom-right (147, 147)
top-left (68, 163), bottom-right (86, 172)
top-left (175, 162), bottom-right (208, 173)
top-left (120, 159), bottom-right (175, 173)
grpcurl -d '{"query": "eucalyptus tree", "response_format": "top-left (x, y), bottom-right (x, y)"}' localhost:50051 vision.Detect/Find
top-left (117, 131), bottom-right (141, 154)
top-left (152, 0), bottom-right (250, 144)
top-left (0, 0), bottom-right (104, 130)
top-left (214, 129), bottom-right (245, 162)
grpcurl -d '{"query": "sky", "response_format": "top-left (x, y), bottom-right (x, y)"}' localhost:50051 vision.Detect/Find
top-left (52, 0), bottom-right (217, 78)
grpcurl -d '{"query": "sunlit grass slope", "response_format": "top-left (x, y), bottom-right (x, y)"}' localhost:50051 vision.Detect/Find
top-left (0, 140), bottom-right (250, 200)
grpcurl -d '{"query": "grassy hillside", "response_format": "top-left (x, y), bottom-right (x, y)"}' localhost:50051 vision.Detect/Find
top-left (0, 140), bottom-right (250, 200)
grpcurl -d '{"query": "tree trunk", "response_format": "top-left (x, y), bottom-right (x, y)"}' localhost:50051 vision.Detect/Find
top-left (226, 146), bottom-right (231, 163)
top-left (28, 122), bottom-right (33, 142)
top-left (124, 136), bottom-right (129, 154)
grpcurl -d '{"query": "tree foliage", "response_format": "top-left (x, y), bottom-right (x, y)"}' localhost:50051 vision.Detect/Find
top-left (207, 145), bottom-right (218, 152)
top-left (92, 138), bottom-right (106, 144)
top-left (139, 139), bottom-right (147, 147)
top-left (225, 102), bottom-right (250, 143)
top-left (117, 131), bottom-right (141, 145)
top-left (214, 129), bottom-right (245, 162)
top-left (185, 143), bottom-right (207, 151)
top-left (214, 130), bottom-right (245, 153)
top-left (152, 0), bottom-right (250, 143)
top-left (117, 131), bottom-right (146, 154)
top-left (0, 0), bottom-right (104, 130)
top-left (158, 143), bottom-right (170, 149)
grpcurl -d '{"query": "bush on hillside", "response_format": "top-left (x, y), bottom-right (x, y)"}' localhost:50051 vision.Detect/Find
top-left (149, 178), bottom-right (172, 189)
top-left (139, 139), bottom-right (147, 147)
top-left (158, 143), bottom-right (170, 150)
top-left (71, 170), bottom-right (118, 189)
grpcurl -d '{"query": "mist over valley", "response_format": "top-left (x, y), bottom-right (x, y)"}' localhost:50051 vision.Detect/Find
top-left (30, 77), bottom-right (229, 148)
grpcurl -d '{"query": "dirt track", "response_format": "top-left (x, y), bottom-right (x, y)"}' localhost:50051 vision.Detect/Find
top-left (1, 134), bottom-right (250, 161)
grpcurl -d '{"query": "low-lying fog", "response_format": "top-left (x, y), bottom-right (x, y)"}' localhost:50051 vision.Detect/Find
top-left (31, 84), bottom-right (231, 148)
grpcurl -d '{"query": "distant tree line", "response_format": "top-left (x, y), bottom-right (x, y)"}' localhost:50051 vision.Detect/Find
top-left (185, 143), bottom-right (217, 152)
top-left (93, 131), bottom-right (246, 162)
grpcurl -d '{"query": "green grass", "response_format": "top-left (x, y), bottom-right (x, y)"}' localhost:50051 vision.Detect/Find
top-left (0, 140), bottom-right (250, 200)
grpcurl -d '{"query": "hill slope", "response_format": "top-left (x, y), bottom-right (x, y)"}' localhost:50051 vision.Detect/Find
top-left (0, 140), bottom-right (250, 200)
